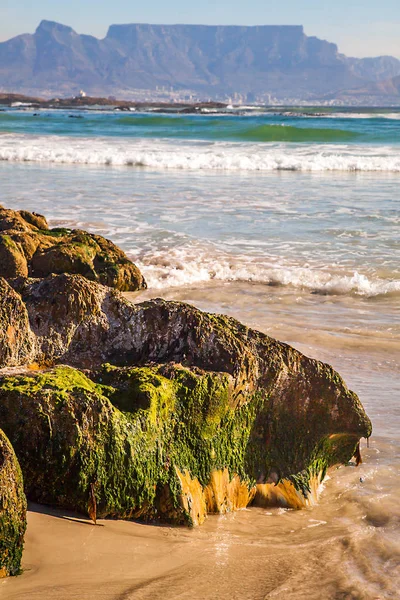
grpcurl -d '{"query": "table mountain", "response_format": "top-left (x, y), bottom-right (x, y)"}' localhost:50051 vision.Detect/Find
top-left (0, 20), bottom-right (399, 101)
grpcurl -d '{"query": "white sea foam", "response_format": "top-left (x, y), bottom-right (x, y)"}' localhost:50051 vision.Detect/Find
top-left (2, 134), bottom-right (400, 172)
top-left (135, 246), bottom-right (400, 297)
top-left (329, 112), bottom-right (400, 120)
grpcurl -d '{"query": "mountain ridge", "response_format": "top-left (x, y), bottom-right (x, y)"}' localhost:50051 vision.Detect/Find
top-left (1, 20), bottom-right (400, 103)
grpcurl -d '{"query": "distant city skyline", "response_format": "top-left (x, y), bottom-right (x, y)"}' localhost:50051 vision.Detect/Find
top-left (1, 0), bottom-right (399, 59)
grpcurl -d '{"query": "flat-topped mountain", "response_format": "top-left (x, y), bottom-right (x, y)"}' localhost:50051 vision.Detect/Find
top-left (1, 20), bottom-right (400, 102)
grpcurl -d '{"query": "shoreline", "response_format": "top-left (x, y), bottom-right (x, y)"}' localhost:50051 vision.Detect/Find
top-left (3, 94), bottom-right (400, 113)
top-left (0, 93), bottom-right (228, 113)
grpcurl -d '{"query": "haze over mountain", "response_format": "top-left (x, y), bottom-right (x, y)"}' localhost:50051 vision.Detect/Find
top-left (1, 20), bottom-right (400, 103)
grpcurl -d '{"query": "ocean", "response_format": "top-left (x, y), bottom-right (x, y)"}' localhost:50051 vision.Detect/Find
top-left (1, 106), bottom-right (399, 599)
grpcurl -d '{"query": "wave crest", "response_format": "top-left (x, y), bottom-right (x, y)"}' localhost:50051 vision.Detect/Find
top-left (2, 135), bottom-right (400, 172)
top-left (135, 248), bottom-right (400, 297)
top-left (229, 124), bottom-right (359, 142)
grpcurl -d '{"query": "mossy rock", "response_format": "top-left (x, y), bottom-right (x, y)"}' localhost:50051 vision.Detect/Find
top-left (0, 205), bottom-right (47, 233)
top-left (29, 231), bottom-right (146, 291)
top-left (0, 429), bottom-right (27, 577)
top-left (18, 210), bottom-right (48, 231)
top-left (0, 206), bottom-right (146, 291)
top-left (0, 274), bottom-right (372, 524)
top-left (0, 365), bottom-right (239, 524)
top-left (0, 235), bottom-right (28, 278)
top-left (0, 362), bottom-right (371, 526)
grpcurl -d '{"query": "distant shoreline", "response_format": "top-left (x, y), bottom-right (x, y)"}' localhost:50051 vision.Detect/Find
top-left (2, 95), bottom-right (400, 113)
top-left (0, 93), bottom-right (228, 113)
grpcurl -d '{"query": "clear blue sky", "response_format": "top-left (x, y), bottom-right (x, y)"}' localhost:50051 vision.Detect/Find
top-left (1, 0), bottom-right (399, 58)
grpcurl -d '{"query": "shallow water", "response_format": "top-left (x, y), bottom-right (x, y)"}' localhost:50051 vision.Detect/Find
top-left (1, 163), bottom-right (399, 295)
top-left (1, 112), bottom-right (399, 598)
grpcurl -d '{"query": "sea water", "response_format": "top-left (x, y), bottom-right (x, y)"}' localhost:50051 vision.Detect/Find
top-left (1, 107), bottom-right (399, 599)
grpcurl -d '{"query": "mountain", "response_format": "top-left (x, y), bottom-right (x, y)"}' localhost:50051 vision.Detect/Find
top-left (321, 73), bottom-right (400, 104)
top-left (344, 55), bottom-right (400, 83)
top-left (0, 20), bottom-right (400, 102)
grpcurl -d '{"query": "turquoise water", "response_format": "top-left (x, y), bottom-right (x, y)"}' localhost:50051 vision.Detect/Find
top-left (1, 107), bottom-right (400, 143)
top-left (2, 107), bottom-right (400, 173)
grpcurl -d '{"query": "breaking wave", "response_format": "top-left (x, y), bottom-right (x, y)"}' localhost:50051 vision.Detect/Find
top-left (135, 247), bottom-right (400, 297)
top-left (228, 124), bottom-right (359, 142)
top-left (116, 118), bottom-right (359, 142)
top-left (1, 134), bottom-right (400, 172)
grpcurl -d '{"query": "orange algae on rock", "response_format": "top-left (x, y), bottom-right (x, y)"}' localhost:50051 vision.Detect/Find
top-left (176, 468), bottom-right (207, 526)
top-left (175, 468), bottom-right (256, 526)
top-left (254, 472), bottom-right (325, 509)
top-left (203, 469), bottom-right (256, 514)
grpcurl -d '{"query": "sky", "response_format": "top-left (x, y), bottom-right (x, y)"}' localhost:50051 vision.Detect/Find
top-left (1, 0), bottom-right (399, 58)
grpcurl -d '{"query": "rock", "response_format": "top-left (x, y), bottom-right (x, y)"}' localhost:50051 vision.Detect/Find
top-left (30, 230), bottom-right (146, 291)
top-left (0, 206), bottom-right (146, 291)
top-left (0, 278), bottom-right (36, 368)
top-left (18, 210), bottom-right (48, 231)
top-left (0, 235), bottom-right (28, 278)
top-left (0, 205), bottom-right (45, 233)
top-left (0, 429), bottom-right (27, 577)
top-left (9, 274), bottom-right (134, 367)
top-left (0, 274), bottom-right (372, 525)
top-left (0, 364), bottom-right (245, 525)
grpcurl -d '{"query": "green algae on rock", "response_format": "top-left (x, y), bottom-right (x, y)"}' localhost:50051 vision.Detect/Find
top-left (0, 365), bottom-right (246, 525)
top-left (0, 366), bottom-right (165, 521)
top-left (0, 429), bottom-right (27, 577)
top-left (0, 359), bottom-right (371, 526)
top-left (0, 205), bottom-right (146, 291)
